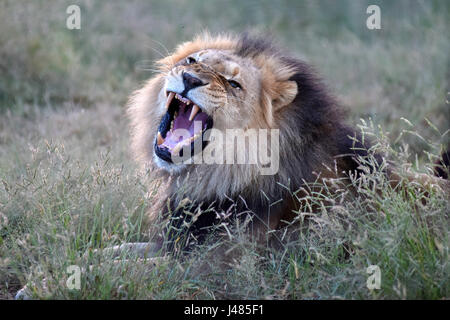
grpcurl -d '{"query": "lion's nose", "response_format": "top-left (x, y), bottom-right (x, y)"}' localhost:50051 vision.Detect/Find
top-left (182, 72), bottom-right (205, 92)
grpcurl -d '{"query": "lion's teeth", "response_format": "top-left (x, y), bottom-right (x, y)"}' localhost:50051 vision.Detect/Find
top-left (175, 93), bottom-right (191, 104)
top-left (157, 132), bottom-right (164, 145)
top-left (189, 104), bottom-right (200, 121)
top-left (173, 135), bottom-right (197, 154)
top-left (166, 92), bottom-right (175, 110)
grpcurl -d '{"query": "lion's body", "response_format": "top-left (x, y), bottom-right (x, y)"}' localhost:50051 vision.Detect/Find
top-left (127, 33), bottom-right (447, 251)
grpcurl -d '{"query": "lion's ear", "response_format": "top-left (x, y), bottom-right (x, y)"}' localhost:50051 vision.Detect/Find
top-left (272, 80), bottom-right (298, 111)
top-left (262, 80), bottom-right (298, 127)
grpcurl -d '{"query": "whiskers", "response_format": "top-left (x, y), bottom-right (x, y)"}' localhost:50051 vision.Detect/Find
top-left (135, 38), bottom-right (175, 73)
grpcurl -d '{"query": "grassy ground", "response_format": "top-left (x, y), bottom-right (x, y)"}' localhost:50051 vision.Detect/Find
top-left (0, 0), bottom-right (449, 299)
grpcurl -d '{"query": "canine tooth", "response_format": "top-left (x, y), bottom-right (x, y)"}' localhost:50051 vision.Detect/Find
top-left (166, 92), bottom-right (175, 110)
top-left (157, 132), bottom-right (164, 145)
top-left (189, 104), bottom-right (200, 121)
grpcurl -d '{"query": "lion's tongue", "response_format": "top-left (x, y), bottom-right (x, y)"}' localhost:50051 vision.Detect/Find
top-left (161, 104), bottom-right (208, 152)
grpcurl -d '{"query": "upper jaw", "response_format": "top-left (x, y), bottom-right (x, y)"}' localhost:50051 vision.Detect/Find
top-left (164, 90), bottom-right (205, 120)
top-left (164, 73), bottom-right (207, 113)
top-left (164, 88), bottom-right (204, 114)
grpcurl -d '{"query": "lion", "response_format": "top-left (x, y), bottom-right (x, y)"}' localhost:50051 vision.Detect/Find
top-left (125, 32), bottom-right (449, 256)
top-left (14, 32), bottom-right (449, 299)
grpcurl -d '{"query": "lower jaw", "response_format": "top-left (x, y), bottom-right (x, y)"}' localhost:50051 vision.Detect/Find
top-left (154, 154), bottom-right (187, 172)
top-left (155, 136), bottom-right (209, 165)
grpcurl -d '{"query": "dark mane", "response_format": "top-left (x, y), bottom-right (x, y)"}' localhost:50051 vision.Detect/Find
top-left (235, 33), bottom-right (280, 58)
top-left (159, 33), bottom-right (381, 249)
top-left (434, 147), bottom-right (450, 179)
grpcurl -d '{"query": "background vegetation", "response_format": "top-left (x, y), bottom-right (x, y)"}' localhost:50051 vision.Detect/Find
top-left (0, 0), bottom-right (448, 299)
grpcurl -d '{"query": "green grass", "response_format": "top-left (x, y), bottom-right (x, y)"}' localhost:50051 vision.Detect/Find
top-left (0, 0), bottom-right (449, 299)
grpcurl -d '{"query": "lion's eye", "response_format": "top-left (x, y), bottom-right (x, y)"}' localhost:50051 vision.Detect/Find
top-left (186, 56), bottom-right (196, 64)
top-left (228, 80), bottom-right (242, 89)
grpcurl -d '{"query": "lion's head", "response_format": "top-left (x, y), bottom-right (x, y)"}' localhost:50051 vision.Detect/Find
top-left (129, 34), bottom-right (298, 164)
top-left (128, 32), bottom-right (349, 207)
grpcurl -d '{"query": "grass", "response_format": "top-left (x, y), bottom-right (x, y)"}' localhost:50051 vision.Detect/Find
top-left (0, 0), bottom-right (449, 299)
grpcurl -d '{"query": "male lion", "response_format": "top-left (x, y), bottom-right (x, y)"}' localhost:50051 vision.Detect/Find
top-left (125, 32), bottom-right (448, 257)
top-left (15, 32), bottom-right (448, 299)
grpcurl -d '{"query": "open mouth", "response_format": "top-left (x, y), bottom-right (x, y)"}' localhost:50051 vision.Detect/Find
top-left (154, 91), bottom-right (213, 163)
